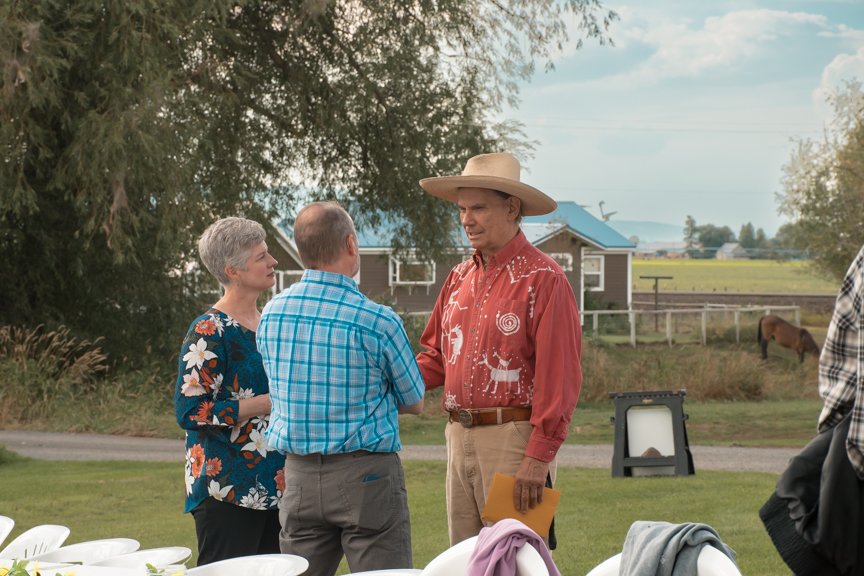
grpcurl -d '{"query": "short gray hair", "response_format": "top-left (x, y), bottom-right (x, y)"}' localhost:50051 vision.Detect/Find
top-left (198, 217), bottom-right (267, 286)
top-left (294, 201), bottom-right (355, 268)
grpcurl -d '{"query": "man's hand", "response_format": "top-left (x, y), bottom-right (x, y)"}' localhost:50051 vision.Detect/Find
top-left (513, 455), bottom-right (549, 514)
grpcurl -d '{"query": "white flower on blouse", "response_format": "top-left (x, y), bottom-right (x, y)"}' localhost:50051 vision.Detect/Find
top-left (249, 416), bottom-right (268, 432)
top-left (183, 338), bottom-right (216, 370)
top-left (210, 373), bottom-right (223, 396)
top-left (222, 314), bottom-right (239, 329)
top-left (211, 313), bottom-right (226, 335)
top-left (208, 480), bottom-right (233, 501)
top-left (181, 369), bottom-right (206, 397)
top-left (240, 485), bottom-right (269, 510)
top-left (231, 387), bottom-right (255, 400)
top-left (241, 429), bottom-right (271, 457)
top-left (184, 459), bottom-right (194, 495)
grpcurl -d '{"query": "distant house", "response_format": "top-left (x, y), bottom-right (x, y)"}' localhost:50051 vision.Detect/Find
top-left (634, 241), bottom-right (690, 259)
top-left (715, 242), bottom-right (750, 260)
top-left (268, 201), bottom-right (636, 313)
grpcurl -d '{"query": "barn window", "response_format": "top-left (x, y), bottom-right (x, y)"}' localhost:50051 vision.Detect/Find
top-left (548, 252), bottom-right (574, 272)
top-left (583, 255), bottom-right (605, 291)
top-left (389, 256), bottom-right (436, 287)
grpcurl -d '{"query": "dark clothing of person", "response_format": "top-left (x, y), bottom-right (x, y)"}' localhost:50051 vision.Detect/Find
top-left (760, 415), bottom-right (864, 576)
top-left (191, 497), bottom-right (281, 566)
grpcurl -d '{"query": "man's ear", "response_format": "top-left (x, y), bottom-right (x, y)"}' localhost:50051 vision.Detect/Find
top-left (508, 196), bottom-right (522, 220)
top-left (346, 233), bottom-right (358, 256)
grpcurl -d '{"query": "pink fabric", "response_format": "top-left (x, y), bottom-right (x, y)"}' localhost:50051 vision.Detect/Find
top-left (466, 519), bottom-right (561, 576)
top-left (416, 230), bottom-right (582, 462)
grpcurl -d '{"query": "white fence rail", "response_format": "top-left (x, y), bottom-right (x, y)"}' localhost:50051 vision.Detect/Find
top-left (582, 305), bottom-right (801, 347)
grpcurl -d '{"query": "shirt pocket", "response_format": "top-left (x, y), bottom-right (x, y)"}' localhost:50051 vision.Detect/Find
top-left (493, 300), bottom-right (529, 339)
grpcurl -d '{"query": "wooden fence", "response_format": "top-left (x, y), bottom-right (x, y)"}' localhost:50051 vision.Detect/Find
top-left (582, 305), bottom-right (801, 347)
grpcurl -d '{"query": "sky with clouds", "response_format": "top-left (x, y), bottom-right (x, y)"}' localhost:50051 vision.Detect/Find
top-left (504, 0), bottom-right (864, 237)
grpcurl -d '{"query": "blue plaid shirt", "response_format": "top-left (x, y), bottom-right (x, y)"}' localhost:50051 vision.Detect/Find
top-left (257, 270), bottom-right (424, 455)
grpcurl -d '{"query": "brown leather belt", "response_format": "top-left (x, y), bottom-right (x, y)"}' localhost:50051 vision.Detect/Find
top-left (448, 407), bottom-right (532, 428)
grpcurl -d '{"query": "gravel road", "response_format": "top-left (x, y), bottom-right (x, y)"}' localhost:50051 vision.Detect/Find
top-left (0, 430), bottom-right (798, 474)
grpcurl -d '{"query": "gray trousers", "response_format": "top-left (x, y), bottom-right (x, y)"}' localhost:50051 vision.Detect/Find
top-left (279, 451), bottom-right (413, 576)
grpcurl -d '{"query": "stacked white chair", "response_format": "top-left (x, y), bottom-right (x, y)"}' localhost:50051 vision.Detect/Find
top-left (89, 546), bottom-right (192, 569)
top-left (0, 516), bottom-right (14, 548)
top-left (584, 546), bottom-right (743, 576)
top-left (27, 537), bottom-right (140, 564)
top-left (0, 524), bottom-right (70, 559)
top-left (185, 553), bottom-right (309, 576)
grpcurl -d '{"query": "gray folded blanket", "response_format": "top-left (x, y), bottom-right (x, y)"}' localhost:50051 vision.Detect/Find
top-left (619, 520), bottom-right (737, 576)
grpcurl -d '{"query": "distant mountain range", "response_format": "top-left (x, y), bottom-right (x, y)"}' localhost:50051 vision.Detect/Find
top-left (606, 220), bottom-right (684, 243)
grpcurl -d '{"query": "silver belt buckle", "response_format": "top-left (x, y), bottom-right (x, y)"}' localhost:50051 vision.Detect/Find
top-left (457, 409), bottom-right (474, 428)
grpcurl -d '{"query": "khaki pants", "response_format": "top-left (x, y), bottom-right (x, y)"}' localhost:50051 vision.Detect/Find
top-left (279, 451), bottom-right (412, 576)
top-left (445, 420), bottom-right (557, 545)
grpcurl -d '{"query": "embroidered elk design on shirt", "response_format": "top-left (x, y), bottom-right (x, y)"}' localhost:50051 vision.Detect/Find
top-left (480, 351), bottom-right (522, 396)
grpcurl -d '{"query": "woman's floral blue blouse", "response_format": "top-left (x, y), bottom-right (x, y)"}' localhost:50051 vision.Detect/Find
top-left (175, 309), bottom-right (285, 514)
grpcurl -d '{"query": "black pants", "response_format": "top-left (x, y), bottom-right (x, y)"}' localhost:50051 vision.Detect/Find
top-left (191, 497), bottom-right (281, 566)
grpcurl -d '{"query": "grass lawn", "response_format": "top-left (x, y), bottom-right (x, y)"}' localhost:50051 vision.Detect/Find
top-left (0, 451), bottom-right (790, 575)
top-left (632, 259), bottom-right (837, 294)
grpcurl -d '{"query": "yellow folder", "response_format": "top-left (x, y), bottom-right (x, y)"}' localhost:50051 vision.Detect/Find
top-left (480, 472), bottom-right (561, 538)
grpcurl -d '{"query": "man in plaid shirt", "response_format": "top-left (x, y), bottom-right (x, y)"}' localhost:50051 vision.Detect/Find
top-left (818, 244), bottom-right (864, 478)
top-left (258, 201), bottom-right (425, 576)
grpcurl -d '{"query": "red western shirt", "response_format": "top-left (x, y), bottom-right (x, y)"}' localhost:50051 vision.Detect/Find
top-left (417, 230), bottom-right (582, 462)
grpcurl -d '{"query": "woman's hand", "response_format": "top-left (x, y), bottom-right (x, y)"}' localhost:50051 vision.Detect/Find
top-left (238, 393), bottom-right (272, 420)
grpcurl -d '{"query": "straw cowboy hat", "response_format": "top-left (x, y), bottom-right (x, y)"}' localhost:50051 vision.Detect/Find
top-left (419, 152), bottom-right (557, 216)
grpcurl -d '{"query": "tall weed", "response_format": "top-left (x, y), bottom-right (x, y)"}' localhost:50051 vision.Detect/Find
top-left (580, 341), bottom-right (819, 403)
top-left (0, 324), bottom-right (178, 436)
top-left (0, 324), bottom-right (107, 390)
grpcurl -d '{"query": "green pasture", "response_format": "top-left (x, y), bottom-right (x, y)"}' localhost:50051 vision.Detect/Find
top-left (632, 259), bottom-right (836, 294)
top-left (0, 449), bottom-right (789, 575)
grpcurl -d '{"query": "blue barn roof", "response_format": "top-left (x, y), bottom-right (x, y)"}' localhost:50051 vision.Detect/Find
top-left (524, 201), bottom-right (635, 250)
top-left (274, 200), bottom-right (634, 251)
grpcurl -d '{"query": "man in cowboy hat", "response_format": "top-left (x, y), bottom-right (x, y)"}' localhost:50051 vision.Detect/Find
top-left (416, 152), bottom-right (582, 544)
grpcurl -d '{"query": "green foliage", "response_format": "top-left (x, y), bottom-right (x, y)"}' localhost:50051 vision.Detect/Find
top-left (0, 323), bottom-right (175, 434)
top-left (0, 1), bottom-right (617, 364)
top-left (779, 79), bottom-right (864, 280)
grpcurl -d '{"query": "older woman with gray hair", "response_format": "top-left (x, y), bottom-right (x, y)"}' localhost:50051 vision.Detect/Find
top-left (175, 217), bottom-right (286, 565)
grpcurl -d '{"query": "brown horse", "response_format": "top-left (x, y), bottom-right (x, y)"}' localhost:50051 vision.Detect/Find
top-left (757, 315), bottom-right (820, 363)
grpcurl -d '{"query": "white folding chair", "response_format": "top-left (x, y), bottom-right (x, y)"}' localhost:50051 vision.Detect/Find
top-left (419, 536), bottom-right (478, 576)
top-left (585, 545), bottom-right (742, 576)
top-left (343, 570), bottom-right (421, 575)
top-left (89, 546), bottom-right (192, 569)
top-left (186, 553), bottom-right (309, 576)
top-left (419, 535), bottom-right (547, 576)
top-left (0, 524), bottom-right (70, 559)
top-left (0, 516), bottom-right (14, 548)
top-left (27, 537), bottom-right (140, 564)
top-left (514, 543), bottom-right (550, 576)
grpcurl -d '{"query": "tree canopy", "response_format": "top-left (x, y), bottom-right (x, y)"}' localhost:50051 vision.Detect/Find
top-left (1, 1), bottom-right (616, 362)
top-left (779, 80), bottom-right (864, 279)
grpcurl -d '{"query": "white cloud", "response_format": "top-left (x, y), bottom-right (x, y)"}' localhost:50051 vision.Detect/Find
top-left (559, 7), bottom-right (834, 87)
top-left (625, 9), bottom-right (827, 82)
top-left (812, 46), bottom-right (864, 121)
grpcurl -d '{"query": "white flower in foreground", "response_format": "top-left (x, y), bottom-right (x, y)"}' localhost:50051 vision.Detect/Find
top-left (239, 485), bottom-right (269, 510)
top-left (241, 429), bottom-right (271, 457)
top-left (231, 387), bottom-right (255, 400)
top-left (208, 480), bottom-right (233, 501)
top-left (183, 338), bottom-right (216, 370)
top-left (181, 369), bottom-right (206, 396)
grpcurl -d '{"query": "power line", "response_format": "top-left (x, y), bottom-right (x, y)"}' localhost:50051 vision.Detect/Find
top-left (521, 122), bottom-right (820, 135)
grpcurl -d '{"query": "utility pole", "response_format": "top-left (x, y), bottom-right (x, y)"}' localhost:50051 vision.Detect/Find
top-left (640, 275), bottom-right (673, 332)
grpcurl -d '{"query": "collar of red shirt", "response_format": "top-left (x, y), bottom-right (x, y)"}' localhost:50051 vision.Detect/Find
top-left (471, 228), bottom-right (529, 270)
